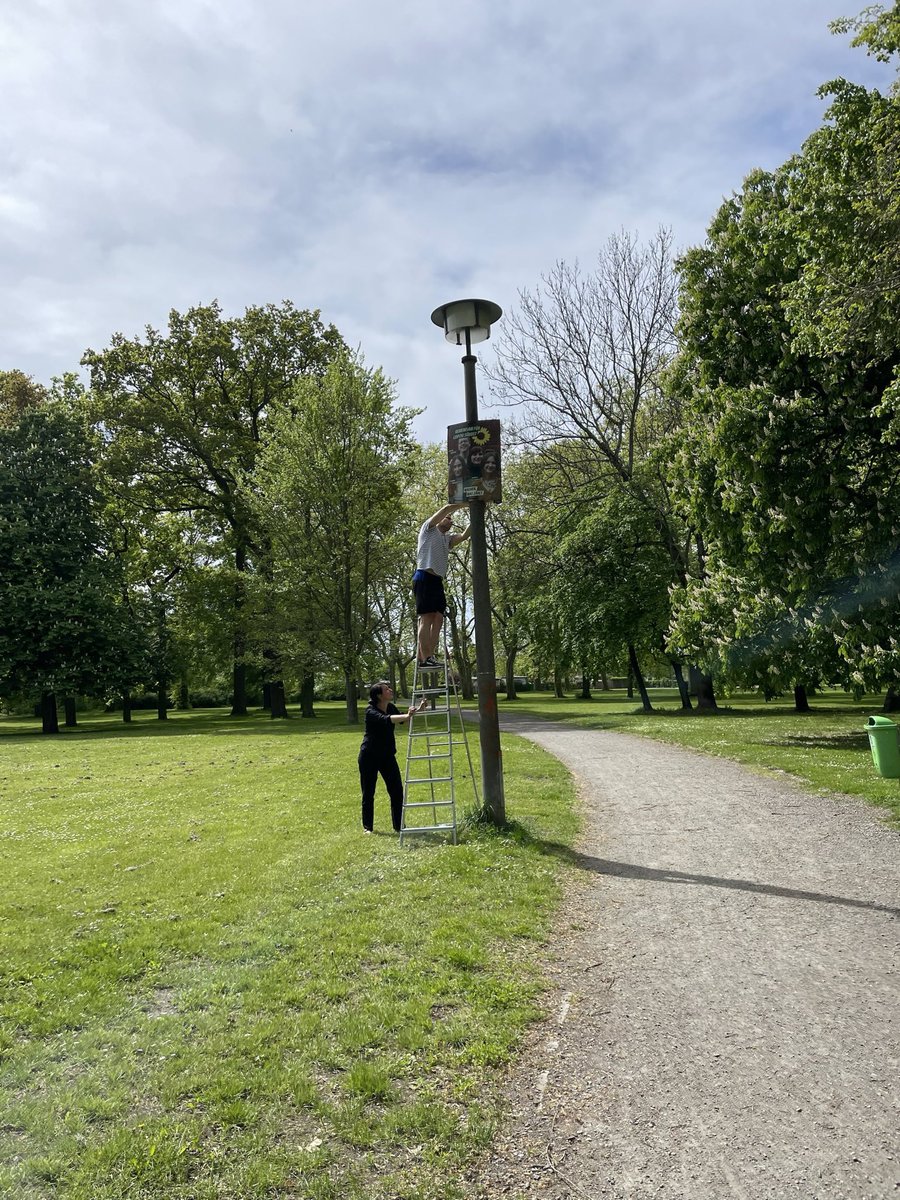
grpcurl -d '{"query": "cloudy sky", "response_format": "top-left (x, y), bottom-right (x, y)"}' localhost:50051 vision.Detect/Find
top-left (1, 1), bottom-right (892, 443)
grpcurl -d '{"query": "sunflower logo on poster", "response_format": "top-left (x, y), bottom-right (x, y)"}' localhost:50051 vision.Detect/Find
top-left (447, 421), bottom-right (501, 502)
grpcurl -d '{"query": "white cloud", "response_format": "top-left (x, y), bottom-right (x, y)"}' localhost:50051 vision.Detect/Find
top-left (1, 0), bottom-right (893, 442)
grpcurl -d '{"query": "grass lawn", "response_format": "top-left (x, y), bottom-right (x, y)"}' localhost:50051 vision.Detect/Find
top-left (0, 706), bottom-right (577, 1200)
top-left (4, 687), bottom-right (895, 1198)
top-left (499, 687), bottom-right (900, 827)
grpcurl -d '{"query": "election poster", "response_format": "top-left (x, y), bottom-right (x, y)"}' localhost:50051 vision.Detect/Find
top-left (447, 420), bottom-right (501, 502)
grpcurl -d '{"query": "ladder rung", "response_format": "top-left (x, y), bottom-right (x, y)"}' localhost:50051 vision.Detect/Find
top-left (400, 638), bottom-right (466, 843)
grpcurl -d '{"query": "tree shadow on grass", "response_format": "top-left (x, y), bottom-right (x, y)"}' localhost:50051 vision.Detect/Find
top-left (756, 732), bottom-right (871, 752)
top-left (0, 709), bottom-right (362, 744)
top-left (503, 823), bottom-right (900, 919)
top-left (494, 705), bottom-right (875, 730)
top-left (635, 705), bottom-right (872, 721)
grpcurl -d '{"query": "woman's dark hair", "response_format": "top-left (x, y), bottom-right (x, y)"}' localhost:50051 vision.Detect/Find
top-left (369, 683), bottom-right (385, 704)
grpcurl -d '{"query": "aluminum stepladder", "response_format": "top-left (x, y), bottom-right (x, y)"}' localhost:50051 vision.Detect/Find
top-left (400, 633), bottom-right (480, 846)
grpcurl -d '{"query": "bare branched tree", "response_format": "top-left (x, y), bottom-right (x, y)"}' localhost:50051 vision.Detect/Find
top-left (485, 227), bottom-right (678, 500)
top-left (483, 228), bottom-right (715, 708)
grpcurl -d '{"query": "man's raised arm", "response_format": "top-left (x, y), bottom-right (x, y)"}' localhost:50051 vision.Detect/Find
top-left (426, 501), bottom-right (468, 529)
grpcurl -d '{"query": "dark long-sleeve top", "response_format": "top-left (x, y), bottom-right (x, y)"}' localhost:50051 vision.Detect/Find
top-left (359, 702), bottom-right (400, 758)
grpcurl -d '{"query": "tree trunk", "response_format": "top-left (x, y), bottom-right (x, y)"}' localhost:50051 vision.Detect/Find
top-left (261, 682), bottom-right (272, 712)
top-left (231, 660), bottom-right (247, 715)
top-left (505, 648), bottom-right (518, 700)
top-left (155, 599), bottom-right (169, 720)
top-left (300, 672), bottom-right (316, 718)
top-left (884, 687), bottom-right (900, 713)
top-left (230, 540), bottom-right (248, 717)
top-left (580, 659), bottom-right (592, 700)
top-left (64, 697), bottom-right (77, 727)
top-left (270, 680), bottom-right (288, 719)
top-left (626, 670), bottom-right (634, 699)
top-left (398, 659), bottom-right (410, 699)
top-left (344, 665), bottom-right (358, 724)
top-left (627, 644), bottom-right (653, 712)
top-left (177, 678), bottom-right (190, 710)
top-left (553, 665), bottom-right (564, 698)
top-left (671, 660), bottom-right (693, 710)
top-left (793, 684), bottom-right (812, 713)
top-left (122, 691), bottom-right (132, 723)
top-left (460, 655), bottom-right (474, 700)
top-left (157, 675), bottom-right (168, 721)
top-left (41, 691), bottom-right (59, 734)
top-left (600, 670), bottom-right (610, 691)
top-left (689, 666), bottom-right (718, 710)
top-left (447, 606), bottom-right (474, 699)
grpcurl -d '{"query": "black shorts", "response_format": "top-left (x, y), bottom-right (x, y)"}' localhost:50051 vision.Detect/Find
top-left (413, 572), bottom-right (447, 615)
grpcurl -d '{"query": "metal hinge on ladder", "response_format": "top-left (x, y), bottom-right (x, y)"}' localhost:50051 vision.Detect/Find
top-left (400, 635), bottom-right (479, 845)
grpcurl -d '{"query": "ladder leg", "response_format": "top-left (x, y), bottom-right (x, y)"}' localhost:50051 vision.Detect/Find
top-left (447, 627), bottom-right (479, 829)
top-left (401, 632), bottom-right (459, 844)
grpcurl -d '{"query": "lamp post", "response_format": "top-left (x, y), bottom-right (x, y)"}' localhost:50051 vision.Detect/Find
top-left (431, 298), bottom-right (505, 826)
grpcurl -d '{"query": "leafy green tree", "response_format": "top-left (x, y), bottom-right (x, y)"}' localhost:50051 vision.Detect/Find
top-left (110, 512), bottom-right (210, 720)
top-left (669, 23), bottom-right (900, 702)
top-left (553, 487), bottom-right (677, 711)
top-left (668, 563), bottom-right (848, 707)
top-left (0, 404), bottom-right (141, 731)
top-left (83, 301), bottom-right (345, 716)
top-left (484, 453), bottom-right (551, 698)
top-left (0, 371), bottom-right (47, 427)
top-left (257, 352), bottom-right (419, 723)
top-left (368, 521), bottom-right (421, 699)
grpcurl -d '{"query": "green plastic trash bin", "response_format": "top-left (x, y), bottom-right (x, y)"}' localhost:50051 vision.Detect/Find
top-left (866, 714), bottom-right (900, 779)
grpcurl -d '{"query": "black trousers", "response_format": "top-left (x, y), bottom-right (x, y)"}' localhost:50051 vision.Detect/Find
top-left (358, 752), bottom-right (404, 832)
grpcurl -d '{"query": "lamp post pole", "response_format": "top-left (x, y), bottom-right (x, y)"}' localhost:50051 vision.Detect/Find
top-left (431, 298), bottom-right (505, 826)
top-left (461, 331), bottom-right (505, 826)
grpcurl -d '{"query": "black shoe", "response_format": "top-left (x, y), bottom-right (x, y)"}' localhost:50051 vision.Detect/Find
top-left (420, 655), bottom-right (442, 668)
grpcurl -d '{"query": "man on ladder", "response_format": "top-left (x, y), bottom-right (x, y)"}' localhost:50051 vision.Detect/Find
top-left (403, 502), bottom-right (474, 845)
top-left (412, 501), bottom-right (470, 667)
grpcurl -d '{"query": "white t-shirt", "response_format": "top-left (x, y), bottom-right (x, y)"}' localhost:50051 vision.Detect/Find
top-left (416, 519), bottom-right (451, 577)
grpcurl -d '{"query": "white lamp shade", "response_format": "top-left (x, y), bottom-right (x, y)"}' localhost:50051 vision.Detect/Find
top-left (431, 298), bottom-right (502, 346)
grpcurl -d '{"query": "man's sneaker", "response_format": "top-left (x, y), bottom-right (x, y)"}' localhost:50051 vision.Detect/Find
top-left (420, 655), bottom-right (442, 668)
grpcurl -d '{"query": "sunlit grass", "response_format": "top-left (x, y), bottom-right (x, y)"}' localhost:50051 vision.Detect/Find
top-left (500, 686), bottom-right (900, 826)
top-left (0, 706), bottom-right (577, 1199)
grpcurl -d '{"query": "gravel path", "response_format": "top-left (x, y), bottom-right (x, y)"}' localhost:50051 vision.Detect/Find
top-left (467, 715), bottom-right (900, 1200)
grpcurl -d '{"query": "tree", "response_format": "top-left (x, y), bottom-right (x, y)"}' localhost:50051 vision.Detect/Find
top-left (0, 403), bottom-right (141, 731)
top-left (84, 301), bottom-right (345, 716)
top-left (488, 230), bottom-right (678, 496)
top-left (487, 230), bottom-right (712, 704)
top-left (553, 487), bottom-right (677, 712)
top-left (0, 371), bottom-right (47, 427)
top-left (668, 563), bottom-right (849, 708)
top-left (483, 453), bottom-right (551, 698)
top-left (257, 352), bottom-right (419, 723)
top-left (668, 26), bottom-right (900, 699)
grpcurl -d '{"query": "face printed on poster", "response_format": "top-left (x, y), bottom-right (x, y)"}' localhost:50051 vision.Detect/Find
top-left (447, 420), bottom-right (501, 502)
